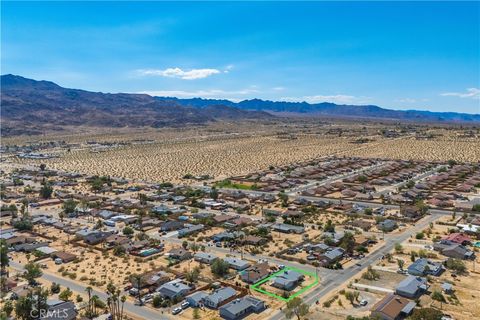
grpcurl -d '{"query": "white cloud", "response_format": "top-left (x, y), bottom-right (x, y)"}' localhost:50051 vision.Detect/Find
top-left (440, 88), bottom-right (480, 99)
top-left (396, 98), bottom-right (417, 104)
top-left (138, 88), bottom-right (259, 101)
top-left (281, 94), bottom-right (372, 105)
top-left (137, 67), bottom-right (221, 80)
top-left (273, 86), bottom-right (286, 91)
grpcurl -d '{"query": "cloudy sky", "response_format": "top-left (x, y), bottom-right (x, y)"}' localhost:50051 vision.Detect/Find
top-left (2, 1), bottom-right (479, 114)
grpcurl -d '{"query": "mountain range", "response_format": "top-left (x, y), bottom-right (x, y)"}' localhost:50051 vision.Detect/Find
top-left (1, 74), bottom-right (478, 136)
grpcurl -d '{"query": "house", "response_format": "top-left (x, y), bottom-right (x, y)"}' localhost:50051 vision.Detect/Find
top-left (204, 287), bottom-right (237, 309)
top-left (213, 214), bottom-right (236, 224)
top-left (272, 270), bottom-right (304, 291)
top-left (395, 276), bottom-right (428, 299)
top-left (84, 231), bottom-right (113, 245)
top-left (347, 219), bottom-right (373, 231)
top-left (159, 220), bottom-right (185, 232)
top-left (378, 219), bottom-right (398, 232)
top-left (186, 291), bottom-right (208, 307)
top-left (271, 223), bottom-right (305, 234)
top-left (156, 279), bottom-right (190, 299)
top-left (219, 296), bottom-right (265, 320)
top-left (400, 206), bottom-right (423, 220)
top-left (212, 231), bottom-right (244, 243)
top-left (240, 262), bottom-right (270, 284)
top-left (52, 251), bottom-right (77, 263)
top-left (105, 234), bottom-right (130, 247)
top-left (322, 231), bottom-right (345, 245)
top-left (178, 224), bottom-right (204, 237)
top-left (42, 300), bottom-right (77, 320)
top-left (14, 242), bottom-right (50, 252)
top-left (433, 240), bottom-right (474, 259)
top-left (224, 257), bottom-right (250, 270)
top-left (97, 210), bottom-right (119, 220)
top-left (443, 233), bottom-right (471, 245)
top-left (243, 235), bottom-right (267, 246)
top-left (371, 294), bottom-right (416, 320)
top-left (141, 271), bottom-right (170, 288)
top-left (318, 247), bottom-right (345, 266)
top-left (407, 258), bottom-right (443, 277)
top-left (194, 252), bottom-right (218, 265)
top-left (167, 248), bottom-right (192, 261)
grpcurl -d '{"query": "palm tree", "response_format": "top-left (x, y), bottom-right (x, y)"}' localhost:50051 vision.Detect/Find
top-left (85, 286), bottom-right (93, 318)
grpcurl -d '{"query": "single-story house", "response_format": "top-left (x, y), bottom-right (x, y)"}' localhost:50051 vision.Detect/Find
top-left (272, 270), bottom-right (304, 291)
top-left (178, 224), bottom-right (204, 237)
top-left (224, 257), bottom-right (250, 271)
top-left (156, 280), bottom-right (190, 299)
top-left (433, 240), bottom-right (474, 260)
top-left (204, 287), bottom-right (237, 309)
top-left (219, 296), bottom-right (265, 320)
top-left (194, 252), bottom-right (218, 265)
top-left (395, 276), bottom-right (428, 299)
top-left (378, 219), bottom-right (398, 232)
top-left (240, 262), bottom-right (270, 284)
top-left (186, 291), bottom-right (208, 307)
top-left (271, 223), bottom-right (305, 234)
top-left (371, 294), bottom-right (416, 320)
top-left (407, 258), bottom-right (443, 277)
top-left (42, 300), bottom-right (77, 320)
top-left (443, 233), bottom-right (471, 245)
top-left (52, 251), bottom-right (77, 263)
top-left (167, 248), bottom-right (192, 261)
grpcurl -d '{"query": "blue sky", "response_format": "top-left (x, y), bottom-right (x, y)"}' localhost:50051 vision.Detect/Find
top-left (2, 1), bottom-right (479, 114)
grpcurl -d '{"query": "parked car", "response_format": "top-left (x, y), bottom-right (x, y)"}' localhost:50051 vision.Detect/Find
top-left (359, 299), bottom-right (368, 306)
top-left (172, 307), bottom-right (182, 315)
top-left (181, 301), bottom-right (190, 309)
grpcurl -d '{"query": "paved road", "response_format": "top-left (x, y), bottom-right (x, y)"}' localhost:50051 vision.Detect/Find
top-left (10, 261), bottom-right (174, 320)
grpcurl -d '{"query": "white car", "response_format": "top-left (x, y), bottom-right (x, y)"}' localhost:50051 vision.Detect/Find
top-left (359, 299), bottom-right (368, 306)
top-left (181, 301), bottom-right (190, 309)
top-left (172, 307), bottom-right (182, 315)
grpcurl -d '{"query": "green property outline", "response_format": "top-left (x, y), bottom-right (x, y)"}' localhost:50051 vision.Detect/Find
top-left (250, 266), bottom-right (319, 302)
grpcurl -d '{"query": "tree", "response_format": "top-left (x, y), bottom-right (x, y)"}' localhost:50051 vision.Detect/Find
top-left (182, 240), bottom-right (188, 249)
top-left (85, 286), bottom-right (94, 319)
top-left (409, 307), bottom-right (443, 320)
top-left (394, 243), bottom-right (403, 253)
top-left (0, 240), bottom-right (9, 276)
top-left (106, 282), bottom-right (126, 320)
top-left (123, 226), bottom-right (134, 236)
top-left (23, 261), bottom-right (43, 285)
top-left (130, 274), bottom-right (143, 305)
top-left (445, 258), bottom-right (467, 274)
top-left (397, 259), bottom-right (405, 270)
top-left (152, 295), bottom-right (162, 308)
top-left (50, 282), bottom-right (61, 294)
top-left (345, 291), bottom-right (355, 305)
top-left (284, 297), bottom-right (309, 320)
top-left (2, 300), bottom-right (13, 318)
top-left (185, 267), bottom-right (200, 283)
top-left (136, 209), bottom-right (146, 232)
top-left (339, 232), bottom-right (355, 254)
top-left (15, 287), bottom-right (48, 320)
top-left (113, 245), bottom-right (126, 257)
top-left (62, 199), bottom-right (78, 215)
top-left (431, 290), bottom-right (446, 309)
top-left (193, 307), bottom-right (200, 319)
top-left (211, 258), bottom-right (230, 277)
top-left (39, 182), bottom-right (53, 199)
top-left (209, 187), bottom-right (219, 200)
top-left (324, 219), bottom-right (335, 233)
top-left (59, 287), bottom-right (73, 301)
